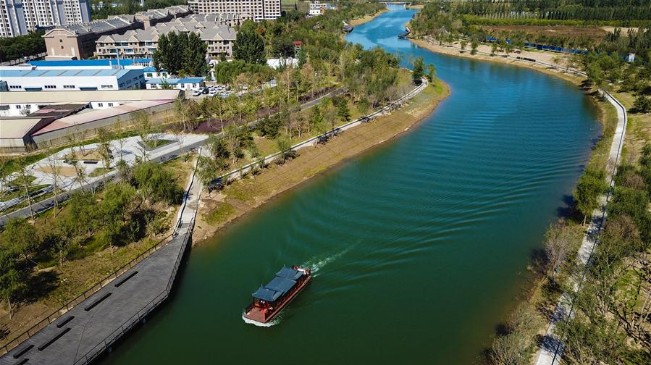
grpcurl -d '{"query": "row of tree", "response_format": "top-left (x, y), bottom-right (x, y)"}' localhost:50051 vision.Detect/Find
top-left (558, 146), bottom-right (651, 364)
top-left (453, 0), bottom-right (651, 23)
top-left (0, 32), bottom-right (45, 62)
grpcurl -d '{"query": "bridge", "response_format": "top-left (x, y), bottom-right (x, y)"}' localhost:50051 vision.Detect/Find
top-left (380, 2), bottom-right (410, 9)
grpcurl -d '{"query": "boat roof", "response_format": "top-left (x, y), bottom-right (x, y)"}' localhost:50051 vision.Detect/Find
top-left (252, 287), bottom-right (281, 302)
top-left (252, 267), bottom-right (305, 302)
top-left (276, 267), bottom-right (304, 280)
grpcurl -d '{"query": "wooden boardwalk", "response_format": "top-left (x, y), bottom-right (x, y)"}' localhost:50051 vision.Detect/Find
top-left (0, 156), bottom-right (202, 365)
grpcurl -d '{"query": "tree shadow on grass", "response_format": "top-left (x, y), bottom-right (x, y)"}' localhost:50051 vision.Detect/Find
top-left (23, 270), bottom-right (59, 304)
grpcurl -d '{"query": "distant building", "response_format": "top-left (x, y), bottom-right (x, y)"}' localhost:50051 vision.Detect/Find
top-left (0, 0), bottom-right (91, 37)
top-left (0, 68), bottom-right (145, 91)
top-left (146, 77), bottom-right (204, 91)
top-left (187, 0), bottom-right (280, 22)
top-left (96, 15), bottom-right (238, 61)
top-left (42, 5), bottom-right (191, 60)
top-left (43, 16), bottom-right (137, 60)
top-left (0, 89), bottom-right (181, 150)
top-left (309, 1), bottom-right (334, 16)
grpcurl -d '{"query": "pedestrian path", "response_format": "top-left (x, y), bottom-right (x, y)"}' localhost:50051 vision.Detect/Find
top-left (534, 91), bottom-right (628, 365)
top-left (0, 154), bottom-right (203, 365)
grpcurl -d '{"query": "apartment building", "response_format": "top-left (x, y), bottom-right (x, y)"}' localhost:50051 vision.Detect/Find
top-left (42, 5), bottom-right (191, 60)
top-left (0, 0), bottom-right (91, 37)
top-left (187, 0), bottom-right (280, 22)
top-left (95, 15), bottom-right (238, 60)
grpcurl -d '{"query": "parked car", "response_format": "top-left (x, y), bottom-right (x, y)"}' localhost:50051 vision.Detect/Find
top-left (208, 89), bottom-right (218, 96)
top-left (192, 89), bottom-right (202, 96)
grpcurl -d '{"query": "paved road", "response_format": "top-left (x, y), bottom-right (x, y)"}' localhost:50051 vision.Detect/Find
top-left (0, 136), bottom-right (207, 227)
top-left (534, 91), bottom-right (628, 365)
top-left (0, 155), bottom-right (203, 365)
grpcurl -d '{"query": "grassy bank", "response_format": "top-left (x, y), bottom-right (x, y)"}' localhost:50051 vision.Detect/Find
top-left (194, 79), bottom-right (449, 243)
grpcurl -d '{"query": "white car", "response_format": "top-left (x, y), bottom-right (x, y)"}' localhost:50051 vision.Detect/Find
top-left (192, 89), bottom-right (202, 96)
top-left (208, 89), bottom-right (218, 96)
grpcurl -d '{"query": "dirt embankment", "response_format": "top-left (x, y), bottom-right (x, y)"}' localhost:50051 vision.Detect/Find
top-left (411, 38), bottom-right (586, 85)
top-left (193, 82), bottom-right (450, 244)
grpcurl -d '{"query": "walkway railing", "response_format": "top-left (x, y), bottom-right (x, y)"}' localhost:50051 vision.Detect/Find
top-left (72, 153), bottom-right (201, 365)
top-left (0, 153), bottom-right (202, 356)
top-left (215, 80), bottom-right (427, 185)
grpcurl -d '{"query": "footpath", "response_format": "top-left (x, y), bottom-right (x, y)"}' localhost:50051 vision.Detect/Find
top-left (534, 91), bottom-right (628, 365)
top-left (0, 153), bottom-right (203, 365)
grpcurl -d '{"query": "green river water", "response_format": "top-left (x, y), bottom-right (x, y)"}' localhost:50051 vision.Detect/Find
top-left (100, 7), bottom-right (600, 365)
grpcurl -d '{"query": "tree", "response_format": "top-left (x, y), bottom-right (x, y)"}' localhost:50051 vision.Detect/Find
top-left (336, 98), bottom-right (351, 124)
top-left (412, 56), bottom-right (424, 85)
top-left (0, 248), bottom-right (26, 319)
top-left (471, 40), bottom-right (479, 55)
top-left (154, 32), bottom-right (207, 76)
top-left (460, 40), bottom-right (467, 52)
top-left (233, 21), bottom-right (266, 64)
top-left (575, 168), bottom-right (606, 224)
top-left (490, 303), bottom-right (543, 365)
top-left (632, 95), bottom-right (651, 113)
top-left (0, 218), bottom-right (37, 318)
top-left (45, 151), bottom-right (62, 217)
top-left (276, 135), bottom-right (293, 162)
top-left (183, 32), bottom-right (208, 76)
top-left (426, 64), bottom-right (437, 83)
top-left (132, 162), bottom-right (183, 205)
top-left (544, 220), bottom-right (574, 280)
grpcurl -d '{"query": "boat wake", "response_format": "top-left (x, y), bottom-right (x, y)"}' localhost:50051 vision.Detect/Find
top-left (303, 244), bottom-right (356, 277)
top-left (242, 312), bottom-right (280, 327)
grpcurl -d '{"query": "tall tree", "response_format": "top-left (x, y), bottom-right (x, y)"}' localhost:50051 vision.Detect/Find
top-left (233, 21), bottom-right (266, 65)
top-left (412, 56), bottom-right (425, 85)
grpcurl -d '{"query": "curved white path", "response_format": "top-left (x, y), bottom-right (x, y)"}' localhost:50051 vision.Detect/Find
top-left (534, 91), bottom-right (628, 365)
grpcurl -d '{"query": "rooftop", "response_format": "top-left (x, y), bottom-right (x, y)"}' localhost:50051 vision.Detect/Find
top-left (33, 100), bottom-right (173, 136)
top-left (0, 118), bottom-right (45, 139)
top-left (146, 77), bottom-right (204, 85)
top-left (0, 89), bottom-right (181, 105)
top-left (0, 69), bottom-right (137, 78)
top-left (29, 59), bottom-right (152, 68)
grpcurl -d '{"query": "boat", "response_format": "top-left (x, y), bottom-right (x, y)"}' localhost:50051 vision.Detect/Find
top-left (243, 266), bottom-right (312, 325)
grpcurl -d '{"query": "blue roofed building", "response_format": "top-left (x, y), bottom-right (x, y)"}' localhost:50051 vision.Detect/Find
top-left (0, 68), bottom-right (145, 92)
top-left (146, 77), bottom-right (204, 91)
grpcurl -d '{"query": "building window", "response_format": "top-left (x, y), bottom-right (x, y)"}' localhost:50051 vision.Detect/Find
top-left (108, 103), bottom-right (113, 107)
top-left (63, 85), bottom-right (75, 89)
top-left (98, 103), bottom-right (104, 107)
top-left (101, 85), bottom-right (114, 89)
top-left (9, 85), bottom-right (21, 89)
top-left (44, 85), bottom-right (56, 89)
top-left (146, 73), bottom-right (153, 77)
top-left (16, 105), bottom-right (21, 109)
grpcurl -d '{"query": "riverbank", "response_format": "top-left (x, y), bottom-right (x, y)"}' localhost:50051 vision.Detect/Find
top-left (410, 38), bottom-right (584, 86)
top-left (348, 8), bottom-right (387, 27)
top-left (193, 80), bottom-right (450, 244)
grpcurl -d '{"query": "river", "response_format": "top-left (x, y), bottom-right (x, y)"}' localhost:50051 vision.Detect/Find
top-left (99, 7), bottom-right (600, 365)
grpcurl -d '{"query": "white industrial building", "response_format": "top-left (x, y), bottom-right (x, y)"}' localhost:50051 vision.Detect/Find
top-left (0, 68), bottom-right (145, 92)
top-left (0, 89), bottom-right (181, 151)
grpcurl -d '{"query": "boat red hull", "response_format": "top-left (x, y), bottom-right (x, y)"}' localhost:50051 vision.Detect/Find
top-left (244, 268), bottom-right (311, 324)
